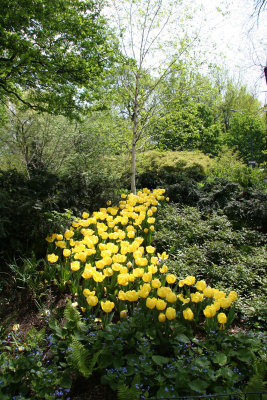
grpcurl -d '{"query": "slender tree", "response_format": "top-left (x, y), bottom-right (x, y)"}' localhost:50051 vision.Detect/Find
top-left (110, 0), bottom-right (202, 193)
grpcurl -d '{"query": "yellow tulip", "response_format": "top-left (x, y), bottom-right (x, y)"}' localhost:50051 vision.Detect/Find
top-left (183, 308), bottom-right (194, 321)
top-left (101, 301), bottom-right (115, 313)
top-left (158, 313), bottom-right (166, 323)
top-left (166, 274), bottom-right (176, 284)
top-left (195, 280), bottom-right (206, 292)
top-left (156, 299), bottom-right (167, 311)
top-left (47, 253), bottom-right (58, 263)
top-left (86, 295), bottom-right (98, 307)
top-left (166, 307), bottom-right (176, 320)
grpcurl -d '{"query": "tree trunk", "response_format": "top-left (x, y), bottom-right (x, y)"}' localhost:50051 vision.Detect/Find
top-left (130, 73), bottom-right (140, 194)
top-left (131, 134), bottom-right (136, 194)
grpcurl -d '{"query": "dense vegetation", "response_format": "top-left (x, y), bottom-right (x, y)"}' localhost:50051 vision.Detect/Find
top-left (0, 158), bottom-right (266, 399)
top-left (0, 0), bottom-right (266, 399)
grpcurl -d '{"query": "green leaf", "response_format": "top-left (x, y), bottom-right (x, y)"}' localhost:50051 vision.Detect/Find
top-left (235, 349), bottom-right (253, 362)
top-left (213, 352), bottom-right (227, 366)
top-left (175, 334), bottom-right (191, 343)
top-left (156, 386), bottom-right (179, 398)
top-left (152, 355), bottom-right (170, 366)
top-left (188, 379), bottom-right (209, 392)
top-left (61, 371), bottom-right (72, 389)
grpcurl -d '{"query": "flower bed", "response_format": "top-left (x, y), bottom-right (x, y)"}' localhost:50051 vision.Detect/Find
top-left (46, 188), bottom-right (237, 333)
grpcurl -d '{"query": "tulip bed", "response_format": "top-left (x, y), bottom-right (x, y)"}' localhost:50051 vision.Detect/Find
top-left (45, 188), bottom-right (237, 333)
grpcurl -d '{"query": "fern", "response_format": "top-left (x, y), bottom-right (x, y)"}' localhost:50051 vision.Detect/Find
top-left (244, 360), bottom-right (267, 400)
top-left (117, 374), bottom-right (141, 400)
top-left (70, 337), bottom-right (102, 378)
top-left (64, 301), bottom-right (81, 324)
top-left (117, 383), bottom-right (139, 400)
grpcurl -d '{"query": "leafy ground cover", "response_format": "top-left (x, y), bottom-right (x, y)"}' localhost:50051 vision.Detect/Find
top-left (154, 204), bottom-right (267, 330)
top-left (0, 188), bottom-right (266, 399)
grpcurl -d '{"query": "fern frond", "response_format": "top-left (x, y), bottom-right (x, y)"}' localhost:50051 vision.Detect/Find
top-left (89, 349), bottom-right (102, 374)
top-left (76, 320), bottom-right (88, 332)
top-left (64, 301), bottom-right (81, 324)
top-left (70, 337), bottom-right (91, 378)
top-left (117, 383), bottom-right (139, 400)
top-left (70, 337), bottom-right (102, 378)
top-left (244, 360), bottom-right (267, 400)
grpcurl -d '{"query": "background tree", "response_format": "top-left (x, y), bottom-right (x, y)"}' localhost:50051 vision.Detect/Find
top-left (0, 101), bottom-right (79, 176)
top-left (217, 77), bottom-right (263, 132)
top-left (109, 0), bottom-right (203, 193)
top-left (0, 100), bottom-right (131, 180)
top-left (152, 67), bottom-right (224, 155)
top-left (224, 112), bottom-right (266, 163)
top-left (0, 0), bottom-right (118, 118)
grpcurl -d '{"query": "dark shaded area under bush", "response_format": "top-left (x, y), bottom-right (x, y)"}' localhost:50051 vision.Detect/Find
top-left (165, 178), bottom-right (267, 232)
top-left (0, 168), bottom-right (121, 263)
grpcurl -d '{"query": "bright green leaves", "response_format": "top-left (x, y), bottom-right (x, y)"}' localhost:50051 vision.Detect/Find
top-left (0, 0), bottom-right (119, 118)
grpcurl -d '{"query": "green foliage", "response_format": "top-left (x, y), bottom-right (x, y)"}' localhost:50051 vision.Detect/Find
top-left (163, 175), bottom-right (267, 231)
top-left (154, 204), bottom-right (267, 329)
top-left (224, 113), bottom-right (266, 163)
top-left (60, 307), bottom-right (266, 398)
top-left (154, 100), bottom-right (223, 155)
top-left (198, 179), bottom-right (267, 230)
top-left (136, 150), bottom-right (212, 184)
top-left (0, 106), bottom-right (80, 175)
top-left (7, 256), bottom-right (48, 309)
top-left (0, 313), bottom-right (15, 351)
top-left (71, 339), bottom-right (102, 379)
top-left (117, 382), bottom-right (139, 400)
top-left (0, 0), bottom-right (118, 117)
top-left (244, 358), bottom-right (267, 399)
top-left (207, 148), bottom-right (267, 188)
top-left (0, 167), bottom-right (121, 262)
top-left (64, 300), bottom-right (83, 326)
top-left (2, 309), bottom-right (265, 399)
top-left (0, 326), bottom-right (72, 399)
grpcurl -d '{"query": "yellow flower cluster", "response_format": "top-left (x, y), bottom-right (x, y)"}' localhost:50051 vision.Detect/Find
top-left (46, 188), bottom-right (237, 328)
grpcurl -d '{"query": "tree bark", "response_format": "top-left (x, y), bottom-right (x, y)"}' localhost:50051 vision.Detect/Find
top-left (130, 73), bottom-right (140, 194)
top-left (130, 133), bottom-right (136, 194)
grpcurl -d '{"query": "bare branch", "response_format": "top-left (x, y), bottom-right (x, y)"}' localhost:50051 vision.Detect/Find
top-left (0, 83), bottom-right (41, 111)
top-left (138, 0), bottom-right (151, 67)
top-left (129, 0), bottom-right (136, 60)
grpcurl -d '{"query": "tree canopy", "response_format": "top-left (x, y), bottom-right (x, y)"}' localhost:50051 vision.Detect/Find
top-left (0, 0), bottom-right (118, 118)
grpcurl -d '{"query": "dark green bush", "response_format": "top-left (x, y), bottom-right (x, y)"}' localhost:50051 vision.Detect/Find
top-left (0, 168), bottom-right (121, 262)
top-left (0, 169), bottom-right (61, 260)
top-left (224, 187), bottom-right (267, 231)
top-left (165, 180), bottom-right (200, 205)
top-left (154, 204), bottom-right (267, 329)
top-left (164, 178), bottom-right (267, 232)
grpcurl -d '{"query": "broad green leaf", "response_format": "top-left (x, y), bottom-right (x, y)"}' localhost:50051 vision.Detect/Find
top-left (213, 352), bottom-right (228, 366)
top-left (188, 379), bottom-right (209, 392)
top-left (152, 355), bottom-right (170, 366)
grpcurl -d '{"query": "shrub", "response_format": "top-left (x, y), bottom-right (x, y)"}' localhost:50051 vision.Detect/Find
top-left (136, 150), bottom-right (212, 180)
top-left (206, 148), bottom-right (266, 189)
top-left (154, 204), bottom-right (267, 329)
top-left (0, 168), bottom-right (122, 262)
top-left (165, 178), bottom-right (267, 232)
